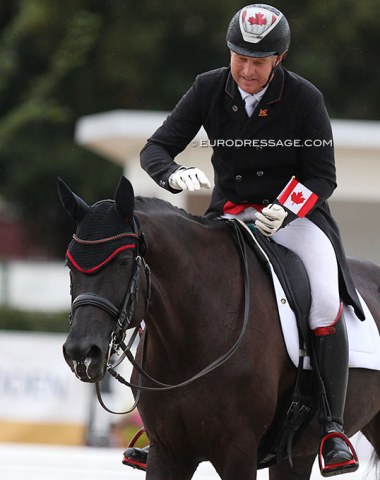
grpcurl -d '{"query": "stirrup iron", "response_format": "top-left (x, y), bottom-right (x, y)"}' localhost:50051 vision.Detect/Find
top-left (318, 431), bottom-right (359, 477)
top-left (122, 427), bottom-right (148, 471)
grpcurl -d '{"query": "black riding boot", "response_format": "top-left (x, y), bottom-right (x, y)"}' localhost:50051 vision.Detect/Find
top-left (312, 308), bottom-right (358, 477)
top-left (122, 445), bottom-right (149, 471)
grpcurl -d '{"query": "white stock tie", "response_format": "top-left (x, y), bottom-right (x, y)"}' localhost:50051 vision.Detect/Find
top-left (244, 94), bottom-right (258, 117)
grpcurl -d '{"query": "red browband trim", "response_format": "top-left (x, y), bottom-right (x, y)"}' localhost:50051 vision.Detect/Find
top-left (66, 244), bottom-right (136, 274)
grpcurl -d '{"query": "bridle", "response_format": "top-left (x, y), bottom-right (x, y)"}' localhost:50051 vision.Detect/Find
top-left (69, 218), bottom-right (150, 360)
top-left (68, 218), bottom-right (251, 415)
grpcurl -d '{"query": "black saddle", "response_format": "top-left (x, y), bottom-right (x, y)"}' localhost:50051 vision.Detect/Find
top-left (237, 221), bottom-right (312, 354)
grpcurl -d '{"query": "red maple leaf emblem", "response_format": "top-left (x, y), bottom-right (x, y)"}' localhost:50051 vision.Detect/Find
top-left (291, 191), bottom-right (306, 205)
top-left (248, 13), bottom-right (267, 26)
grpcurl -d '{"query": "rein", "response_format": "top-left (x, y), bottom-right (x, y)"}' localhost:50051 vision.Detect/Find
top-left (107, 219), bottom-right (251, 392)
top-left (70, 219), bottom-right (251, 413)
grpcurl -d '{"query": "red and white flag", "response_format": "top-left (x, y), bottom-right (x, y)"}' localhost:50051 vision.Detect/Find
top-left (277, 177), bottom-right (318, 217)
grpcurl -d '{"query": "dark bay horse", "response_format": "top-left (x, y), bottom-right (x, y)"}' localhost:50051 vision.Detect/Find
top-left (58, 176), bottom-right (380, 480)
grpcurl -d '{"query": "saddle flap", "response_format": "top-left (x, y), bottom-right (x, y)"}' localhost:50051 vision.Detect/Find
top-left (234, 220), bottom-right (312, 351)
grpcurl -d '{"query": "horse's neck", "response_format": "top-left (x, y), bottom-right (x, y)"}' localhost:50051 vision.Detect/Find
top-left (141, 212), bottom-right (251, 356)
top-left (138, 206), bottom-right (294, 391)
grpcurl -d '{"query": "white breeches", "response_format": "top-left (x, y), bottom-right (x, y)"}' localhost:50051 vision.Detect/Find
top-left (272, 217), bottom-right (340, 329)
top-left (225, 209), bottom-right (341, 329)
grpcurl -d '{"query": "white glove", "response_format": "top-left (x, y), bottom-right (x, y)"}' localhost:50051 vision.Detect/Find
top-left (254, 204), bottom-right (288, 237)
top-left (168, 167), bottom-right (211, 192)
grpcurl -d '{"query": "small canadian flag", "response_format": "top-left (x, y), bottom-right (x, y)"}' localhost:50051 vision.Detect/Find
top-left (277, 177), bottom-right (318, 217)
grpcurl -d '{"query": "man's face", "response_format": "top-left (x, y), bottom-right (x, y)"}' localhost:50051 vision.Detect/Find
top-left (230, 51), bottom-right (282, 94)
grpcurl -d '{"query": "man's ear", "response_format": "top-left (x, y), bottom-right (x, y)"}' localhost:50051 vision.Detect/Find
top-left (276, 51), bottom-right (287, 65)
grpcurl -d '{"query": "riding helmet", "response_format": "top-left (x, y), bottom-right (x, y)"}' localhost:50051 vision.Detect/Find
top-left (226, 4), bottom-right (290, 58)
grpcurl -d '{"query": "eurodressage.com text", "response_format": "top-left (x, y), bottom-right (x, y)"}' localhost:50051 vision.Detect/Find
top-left (191, 139), bottom-right (333, 148)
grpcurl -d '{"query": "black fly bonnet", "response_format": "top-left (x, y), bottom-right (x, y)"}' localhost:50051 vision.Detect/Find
top-left (66, 200), bottom-right (139, 274)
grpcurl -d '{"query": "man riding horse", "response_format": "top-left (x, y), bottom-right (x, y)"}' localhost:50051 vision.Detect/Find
top-left (123, 4), bottom-right (362, 476)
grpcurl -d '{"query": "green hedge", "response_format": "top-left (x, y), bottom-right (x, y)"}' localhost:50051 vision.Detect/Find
top-left (0, 307), bottom-right (69, 333)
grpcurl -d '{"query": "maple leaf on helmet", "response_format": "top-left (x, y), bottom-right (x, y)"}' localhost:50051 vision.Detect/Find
top-left (248, 13), bottom-right (267, 26)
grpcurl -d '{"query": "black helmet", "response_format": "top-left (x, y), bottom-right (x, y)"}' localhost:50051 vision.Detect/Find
top-left (226, 4), bottom-right (290, 58)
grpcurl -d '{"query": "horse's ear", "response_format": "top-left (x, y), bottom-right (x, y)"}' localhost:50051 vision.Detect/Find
top-left (115, 176), bottom-right (135, 221)
top-left (57, 177), bottom-right (89, 224)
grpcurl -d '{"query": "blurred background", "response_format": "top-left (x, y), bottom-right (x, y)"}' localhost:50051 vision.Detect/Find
top-left (0, 0), bottom-right (379, 450)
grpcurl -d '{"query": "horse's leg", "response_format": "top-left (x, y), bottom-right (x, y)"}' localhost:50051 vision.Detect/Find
top-left (213, 455), bottom-right (258, 480)
top-left (145, 445), bottom-right (198, 480)
top-left (210, 435), bottom-right (259, 480)
top-left (361, 412), bottom-right (380, 462)
top-left (268, 454), bottom-right (316, 480)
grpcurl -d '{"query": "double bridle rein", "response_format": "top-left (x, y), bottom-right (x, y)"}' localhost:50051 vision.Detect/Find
top-left (68, 218), bottom-right (251, 415)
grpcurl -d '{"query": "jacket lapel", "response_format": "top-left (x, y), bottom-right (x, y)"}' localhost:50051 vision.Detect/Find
top-left (223, 72), bottom-right (247, 124)
top-left (224, 67), bottom-right (286, 138)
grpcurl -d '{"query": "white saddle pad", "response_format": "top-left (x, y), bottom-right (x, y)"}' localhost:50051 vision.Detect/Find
top-left (272, 271), bottom-right (380, 371)
top-left (233, 219), bottom-right (380, 371)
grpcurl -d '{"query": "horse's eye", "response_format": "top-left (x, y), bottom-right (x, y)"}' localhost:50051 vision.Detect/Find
top-left (119, 257), bottom-right (131, 268)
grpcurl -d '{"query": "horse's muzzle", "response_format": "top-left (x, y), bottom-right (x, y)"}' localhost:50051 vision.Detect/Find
top-left (63, 342), bottom-right (106, 382)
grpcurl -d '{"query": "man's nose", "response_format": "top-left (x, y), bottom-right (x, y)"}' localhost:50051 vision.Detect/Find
top-left (242, 61), bottom-right (255, 77)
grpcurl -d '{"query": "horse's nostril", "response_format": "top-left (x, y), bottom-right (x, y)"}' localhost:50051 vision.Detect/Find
top-left (63, 341), bottom-right (103, 363)
top-left (88, 345), bottom-right (102, 362)
top-left (63, 340), bottom-right (90, 362)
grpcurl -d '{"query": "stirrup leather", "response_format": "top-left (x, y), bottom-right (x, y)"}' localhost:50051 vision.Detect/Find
top-left (318, 431), bottom-right (359, 477)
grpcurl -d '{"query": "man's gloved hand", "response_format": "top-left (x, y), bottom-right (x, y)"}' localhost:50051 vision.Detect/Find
top-left (168, 167), bottom-right (211, 192)
top-left (255, 204), bottom-right (288, 237)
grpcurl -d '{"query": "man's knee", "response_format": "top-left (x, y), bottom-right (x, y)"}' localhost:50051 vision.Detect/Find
top-left (309, 300), bottom-right (342, 331)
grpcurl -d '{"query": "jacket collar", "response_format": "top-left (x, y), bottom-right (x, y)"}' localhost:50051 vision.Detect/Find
top-left (224, 66), bottom-right (285, 104)
top-left (224, 66), bottom-right (286, 136)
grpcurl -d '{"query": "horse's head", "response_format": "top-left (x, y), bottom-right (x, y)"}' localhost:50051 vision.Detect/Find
top-left (58, 177), bottom-right (148, 382)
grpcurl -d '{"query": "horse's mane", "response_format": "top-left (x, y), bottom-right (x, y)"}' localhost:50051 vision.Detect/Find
top-left (135, 195), bottom-right (214, 226)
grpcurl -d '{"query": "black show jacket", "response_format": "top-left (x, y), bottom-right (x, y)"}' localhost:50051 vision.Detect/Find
top-left (140, 66), bottom-right (365, 320)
